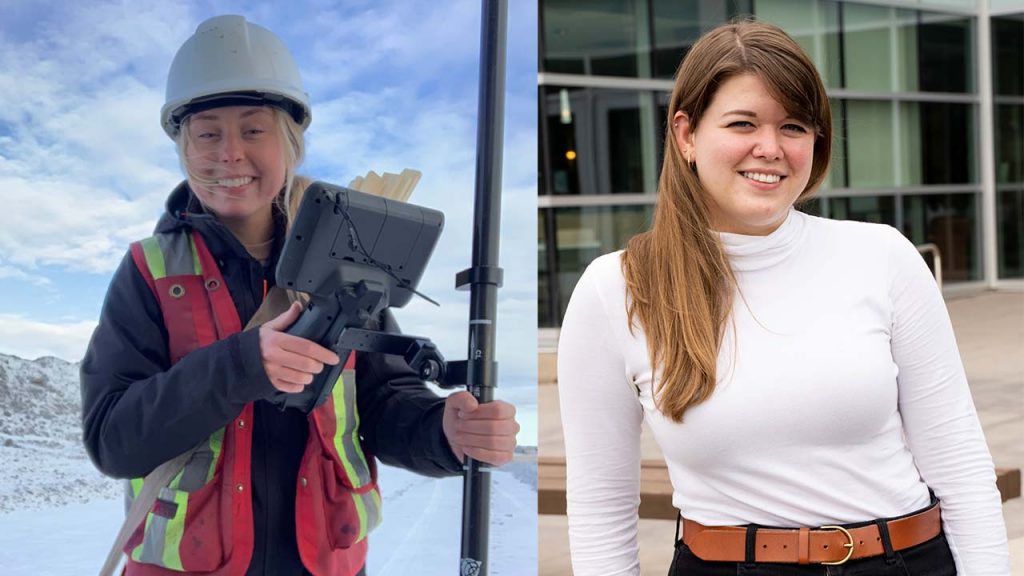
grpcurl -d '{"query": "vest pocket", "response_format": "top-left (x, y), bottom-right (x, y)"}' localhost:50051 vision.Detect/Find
top-left (125, 445), bottom-right (227, 572)
top-left (318, 455), bottom-right (382, 550)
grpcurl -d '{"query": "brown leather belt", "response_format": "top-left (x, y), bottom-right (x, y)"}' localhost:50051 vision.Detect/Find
top-left (681, 502), bottom-right (941, 565)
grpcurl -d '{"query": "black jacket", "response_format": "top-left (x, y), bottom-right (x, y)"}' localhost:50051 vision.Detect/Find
top-left (81, 182), bottom-right (461, 575)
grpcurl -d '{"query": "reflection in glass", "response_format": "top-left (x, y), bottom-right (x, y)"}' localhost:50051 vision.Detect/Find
top-left (842, 3), bottom-right (892, 92)
top-left (902, 193), bottom-right (980, 282)
top-left (995, 105), bottom-right (1023, 184)
top-left (998, 189), bottom-right (1024, 279)
top-left (539, 210), bottom-right (553, 327)
top-left (899, 102), bottom-right (976, 185)
top-left (826, 98), bottom-right (845, 189)
top-left (542, 0), bottom-right (651, 77)
top-left (992, 15), bottom-right (1024, 97)
top-left (651, 0), bottom-right (753, 78)
top-left (543, 87), bottom-right (660, 195)
top-left (917, 12), bottom-right (972, 93)
top-left (543, 205), bottom-right (653, 326)
top-left (829, 196), bottom-right (896, 226)
top-left (754, 0), bottom-right (841, 88)
top-left (898, 11), bottom-right (972, 93)
top-left (796, 196), bottom-right (825, 217)
top-left (846, 100), bottom-right (894, 188)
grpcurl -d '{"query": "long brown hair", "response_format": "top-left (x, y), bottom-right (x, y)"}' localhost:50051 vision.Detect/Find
top-left (621, 20), bottom-right (832, 422)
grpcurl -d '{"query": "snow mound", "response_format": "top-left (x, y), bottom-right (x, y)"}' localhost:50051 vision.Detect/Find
top-left (0, 354), bottom-right (121, 513)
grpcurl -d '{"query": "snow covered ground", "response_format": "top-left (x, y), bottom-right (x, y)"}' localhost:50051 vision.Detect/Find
top-left (0, 353), bottom-right (537, 575)
top-left (0, 461), bottom-right (536, 575)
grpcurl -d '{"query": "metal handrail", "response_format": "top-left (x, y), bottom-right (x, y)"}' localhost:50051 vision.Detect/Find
top-left (917, 243), bottom-right (943, 291)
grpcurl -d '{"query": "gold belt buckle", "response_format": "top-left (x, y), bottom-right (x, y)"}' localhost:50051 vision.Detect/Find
top-left (818, 525), bottom-right (855, 565)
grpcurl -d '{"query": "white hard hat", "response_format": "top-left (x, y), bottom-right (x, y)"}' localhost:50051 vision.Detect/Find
top-left (161, 15), bottom-right (311, 139)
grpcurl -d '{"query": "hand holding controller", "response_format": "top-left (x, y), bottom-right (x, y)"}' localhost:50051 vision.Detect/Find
top-left (258, 301), bottom-right (341, 395)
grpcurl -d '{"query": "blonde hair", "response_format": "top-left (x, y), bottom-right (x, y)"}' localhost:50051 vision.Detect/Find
top-left (621, 20), bottom-right (832, 422)
top-left (176, 106), bottom-right (311, 228)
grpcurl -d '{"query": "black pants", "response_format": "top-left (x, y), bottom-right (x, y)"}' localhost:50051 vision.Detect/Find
top-left (668, 531), bottom-right (956, 575)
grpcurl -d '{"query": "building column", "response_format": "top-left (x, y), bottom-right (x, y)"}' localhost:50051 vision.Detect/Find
top-left (977, 0), bottom-right (999, 287)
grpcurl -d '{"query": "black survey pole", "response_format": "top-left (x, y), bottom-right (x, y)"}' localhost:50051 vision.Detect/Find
top-left (455, 0), bottom-right (507, 575)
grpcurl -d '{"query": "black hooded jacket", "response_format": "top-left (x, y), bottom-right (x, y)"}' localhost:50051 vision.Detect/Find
top-left (81, 182), bottom-right (461, 575)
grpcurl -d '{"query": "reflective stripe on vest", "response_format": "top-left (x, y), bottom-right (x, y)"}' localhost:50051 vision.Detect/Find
top-left (126, 229), bottom-right (379, 574)
top-left (332, 367), bottom-right (380, 539)
top-left (125, 428), bottom-right (224, 569)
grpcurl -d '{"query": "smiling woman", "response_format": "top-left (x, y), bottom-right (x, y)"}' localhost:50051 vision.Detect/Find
top-left (78, 14), bottom-right (521, 576)
top-left (673, 73), bottom-right (816, 236)
top-left (557, 19), bottom-right (1009, 576)
top-left (179, 106), bottom-right (288, 249)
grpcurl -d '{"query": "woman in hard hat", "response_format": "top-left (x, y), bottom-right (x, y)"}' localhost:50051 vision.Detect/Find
top-left (558, 20), bottom-right (1007, 576)
top-left (81, 15), bottom-right (519, 576)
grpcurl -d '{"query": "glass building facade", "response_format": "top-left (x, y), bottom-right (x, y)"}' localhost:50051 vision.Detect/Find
top-left (539, 0), bottom-right (1024, 329)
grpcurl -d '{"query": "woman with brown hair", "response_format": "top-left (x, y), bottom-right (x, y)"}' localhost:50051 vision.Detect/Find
top-left (557, 20), bottom-right (1008, 575)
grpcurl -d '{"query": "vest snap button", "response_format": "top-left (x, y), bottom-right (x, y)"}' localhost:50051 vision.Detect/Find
top-left (238, 420), bottom-right (245, 428)
top-left (205, 278), bottom-right (220, 291)
top-left (169, 284), bottom-right (185, 298)
top-left (236, 483), bottom-right (244, 492)
top-left (300, 477), bottom-right (308, 487)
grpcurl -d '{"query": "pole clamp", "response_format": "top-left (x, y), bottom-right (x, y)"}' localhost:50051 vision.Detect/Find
top-left (456, 265), bottom-right (504, 290)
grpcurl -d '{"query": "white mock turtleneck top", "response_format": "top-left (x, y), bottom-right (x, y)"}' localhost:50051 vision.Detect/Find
top-left (557, 209), bottom-right (1009, 575)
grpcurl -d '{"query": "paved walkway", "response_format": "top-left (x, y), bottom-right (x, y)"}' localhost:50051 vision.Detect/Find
top-left (539, 290), bottom-right (1024, 575)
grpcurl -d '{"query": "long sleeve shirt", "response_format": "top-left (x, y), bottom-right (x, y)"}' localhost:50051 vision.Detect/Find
top-left (557, 208), bottom-right (1009, 575)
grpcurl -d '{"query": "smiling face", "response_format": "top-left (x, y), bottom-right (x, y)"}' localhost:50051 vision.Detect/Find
top-left (182, 106), bottom-right (286, 234)
top-left (674, 73), bottom-right (816, 236)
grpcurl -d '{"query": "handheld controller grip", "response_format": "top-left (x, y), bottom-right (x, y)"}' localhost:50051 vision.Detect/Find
top-left (269, 181), bottom-right (444, 412)
top-left (269, 298), bottom-right (342, 411)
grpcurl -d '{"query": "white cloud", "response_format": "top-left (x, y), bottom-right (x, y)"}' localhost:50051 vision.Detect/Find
top-left (287, 0), bottom-right (481, 98)
top-left (0, 0), bottom-right (539, 365)
top-left (0, 2), bottom-right (188, 276)
top-left (0, 265), bottom-right (53, 289)
top-left (0, 314), bottom-right (96, 362)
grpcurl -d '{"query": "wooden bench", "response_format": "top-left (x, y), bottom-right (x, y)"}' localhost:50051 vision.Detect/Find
top-left (539, 456), bottom-right (1022, 519)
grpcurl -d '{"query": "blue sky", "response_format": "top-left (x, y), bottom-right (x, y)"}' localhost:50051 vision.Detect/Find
top-left (0, 0), bottom-right (538, 391)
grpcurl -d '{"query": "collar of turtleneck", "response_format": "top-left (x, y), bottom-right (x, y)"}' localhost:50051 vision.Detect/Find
top-left (717, 208), bottom-right (806, 272)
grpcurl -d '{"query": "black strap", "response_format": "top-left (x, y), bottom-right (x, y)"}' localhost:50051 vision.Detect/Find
top-left (675, 512), bottom-right (682, 545)
top-left (744, 525), bottom-right (759, 565)
top-left (874, 518), bottom-right (897, 563)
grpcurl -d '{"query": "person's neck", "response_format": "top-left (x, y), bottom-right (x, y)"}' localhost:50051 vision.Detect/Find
top-left (222, 212), bottom-right (275, 262)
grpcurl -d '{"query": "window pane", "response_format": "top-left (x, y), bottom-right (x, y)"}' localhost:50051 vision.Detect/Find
top-left (651, 0), bottom-right (753, 79)
top-left (900, 102), bottom-right (975, 185)
top-left (898, 10), bottom-right (973, 93)
top-left (992, 0), bottom-right (1024, 12)
top-left (902, 193), bottom-right (981, 282)
top-left (797, 196), bottom-right (825, 217)
top-left (542, 87), bottom-right (660, 195)
top-left (829, 196), bottom-right (896, 226)
top-left (918, 13), bottom-right (972, 93)
top-left (754, 0), bottom-right (842, 88)
top-left (993, 16), bottom-right (1024, 96)
top-left (825, 98), bottom-right (846, 189)
top-left (913, 101), bottom-right (974, 183)
top-left (842, 3), bottom-right (893, 92)
top-left (995, 104), bottom-right (1024, 184)
top-left (542, 0), bottom-right (651, 77)
top-left (920, 0), bottom-right (974, 8)
top-left (998, 188), bottom-right (1024, 279)
top-left (846, 100), bottom-right (895, 188)
top-left (539, 209), bottom-right (553, 327)
top-left (550, 205), bottom-right (653, 325)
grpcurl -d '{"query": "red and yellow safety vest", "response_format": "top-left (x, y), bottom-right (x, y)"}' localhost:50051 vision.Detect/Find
top-left (123, 229), bottom-right (381, 575)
